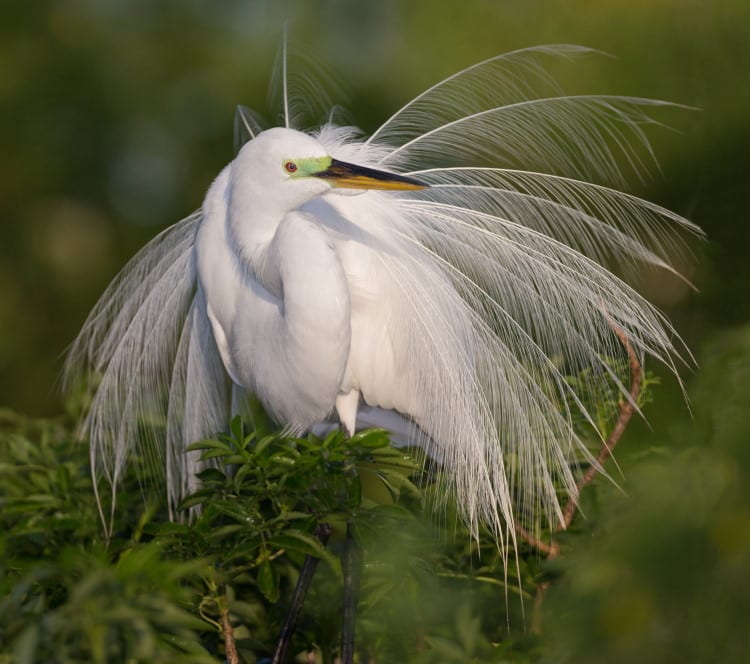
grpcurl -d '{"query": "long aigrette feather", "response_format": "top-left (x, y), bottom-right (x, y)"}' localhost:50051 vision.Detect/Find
top-left (65, 45), bottom-right (699, 552)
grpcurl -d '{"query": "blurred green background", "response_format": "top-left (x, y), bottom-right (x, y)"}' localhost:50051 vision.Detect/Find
top-left (1, 0), bottom-right (750, 660)
top-left (1, 0), bottom-right (748, 414)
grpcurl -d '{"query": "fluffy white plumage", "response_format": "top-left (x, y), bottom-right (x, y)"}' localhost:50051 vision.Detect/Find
top-left (65, 45), bottom-right (700, 547)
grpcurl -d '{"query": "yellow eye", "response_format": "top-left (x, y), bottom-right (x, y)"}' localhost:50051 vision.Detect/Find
top-left (284, 161), bottom-right (298, 173)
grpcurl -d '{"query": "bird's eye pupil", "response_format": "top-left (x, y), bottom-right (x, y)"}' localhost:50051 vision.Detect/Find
top-left (284, 161), bottom-right (297, 173)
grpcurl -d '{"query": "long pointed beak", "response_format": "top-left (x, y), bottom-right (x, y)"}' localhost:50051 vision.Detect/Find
top-left (314, 158), bottom-right (428, 191)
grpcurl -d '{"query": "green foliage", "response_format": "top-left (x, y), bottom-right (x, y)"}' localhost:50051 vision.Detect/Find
top-left (564, 357), bottom-right (658, 442)
top-left (0, 409), bottom-right (529, 662)
top-left (540, 326), bottom-right (750, 663)
top-left (3, 333), bottom-right (750, 663)
top-left (0, 412), bottom-right (211, 663)
top-left (2, 3), bottom-right (749, 661)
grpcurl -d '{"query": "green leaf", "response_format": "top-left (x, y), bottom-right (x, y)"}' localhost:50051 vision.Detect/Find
top-left (277, 511), bottom-right (313, 522)
top-left (346, 474), bottom-right (362, 509)
top-left (349, 428), bottom-right (390, 448)
top-left (266, 530), bottom-right (325, 557)
top-left (155, 522), bottom-right (192, 537)
top-left (225, 537), bottom-right (263, 562)
top-left (176, 492), bottom-right (210, 510)
top-left (230, 415), bottom-right (244, 443)
top-left (206, 524), bottom-right (247, 540)
top-left (186, 438), bottom-right (231, 453)
top-left (232, 464), bottom-right (257, 488)
top-left (374, 468), bottom-right (421, 498)
top-left (195, 468), bottom-right (227, 483)
top-left (210, 502), bottom-right (258, 524)
top-left (268, 452), bottom-right (297, 467)
top-left (256, 559), bottom-right (279, 603)
top-left (268, 530), bottom-right (343, 579)
top-left (252, 434), bottom-right (277, 457)
top-left (240, 430), bottom-right (257, 450)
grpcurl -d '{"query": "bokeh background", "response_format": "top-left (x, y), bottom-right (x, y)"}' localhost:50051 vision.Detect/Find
top-left (2, 0), bottom-right (749, 660)
top-left (1, 0), bottom-right (748, 414)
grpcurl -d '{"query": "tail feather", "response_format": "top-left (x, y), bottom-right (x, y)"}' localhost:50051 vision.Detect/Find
top-left (166, 288), bottom-right (230, 517)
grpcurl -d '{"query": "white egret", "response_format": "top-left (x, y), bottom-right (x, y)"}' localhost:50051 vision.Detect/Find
top-left (65, 45), bottom-right (699, 554)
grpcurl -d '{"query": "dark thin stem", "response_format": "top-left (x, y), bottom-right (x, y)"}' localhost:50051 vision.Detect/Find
top-left (341, 521), bottom-right (362, 664)
top-left (271, 523), bottom-right (331, 664)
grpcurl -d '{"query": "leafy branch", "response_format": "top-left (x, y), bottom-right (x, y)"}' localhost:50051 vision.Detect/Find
top-left (516, 324), bottom-right (644, 631)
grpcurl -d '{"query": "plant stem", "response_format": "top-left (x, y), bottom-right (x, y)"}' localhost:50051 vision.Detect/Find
top-left (561, 323), bottom-right (642, 529)
top-left (221, 605), bottom-right (240, 664)
top-left (517, 323), bottom-right (643, 632)
top-left (271, 522), bottom-right (332, 664)
top-left (341, 521), bottom-right (362, 664)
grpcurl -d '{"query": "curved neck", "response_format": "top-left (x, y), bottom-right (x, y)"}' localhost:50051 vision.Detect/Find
top-left (223, 165), bottom-right (351, 376)
top-left (196, 166), bottom-right (351, 430)
top-left (226, 173), bottom-right (289, 270)
top-left (241, 211), bottom-right (352, 428)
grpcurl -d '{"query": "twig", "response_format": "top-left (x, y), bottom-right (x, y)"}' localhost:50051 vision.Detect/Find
top-left (272, 523), bottom-right (332, 664)
top-left (530, 580), bottom-right (552, 634)
top-left (517, 323), bottom-right (643, 632)
top-left (561, 324), bottom-right (642, 529)
top-left (341, 521), bottom-right (362, 664)
top-left (514, 525), bottom-right (559, 558)
top-left (222, 605), bottom-right (240, 664)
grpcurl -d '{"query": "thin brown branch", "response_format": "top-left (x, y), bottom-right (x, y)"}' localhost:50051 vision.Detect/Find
top-left (561, 323), bottom-right (642, 529)
top-left (516, 322), bottom-right (643, 634)
top-left (222, 605), bottom-right (240, 664)
top-left (530, 580), bottom-right (551, 634)
top-left (515, 525), bottom-right (559, 558)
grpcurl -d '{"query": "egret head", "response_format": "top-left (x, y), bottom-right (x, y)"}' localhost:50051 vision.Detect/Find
top-left (233, 127), bottom-right (426, 212)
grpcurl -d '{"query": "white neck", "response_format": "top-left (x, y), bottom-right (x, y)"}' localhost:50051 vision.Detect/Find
top-left (226, 169), bottom-right (289, 273)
